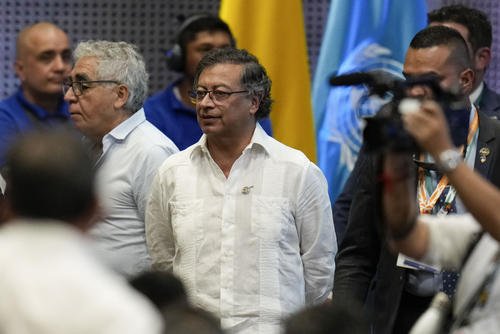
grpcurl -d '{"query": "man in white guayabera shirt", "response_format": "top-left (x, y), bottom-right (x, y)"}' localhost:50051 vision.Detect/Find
top-left (63, 40), bottom-right (178, 277)
top-left (146, 47), bottom-right (336, 334)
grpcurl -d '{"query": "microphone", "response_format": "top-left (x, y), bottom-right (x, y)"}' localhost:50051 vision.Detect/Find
top-left (329, 72), bottom-right (375, 86)
top-left (330, 71), bottom-right (400, 97)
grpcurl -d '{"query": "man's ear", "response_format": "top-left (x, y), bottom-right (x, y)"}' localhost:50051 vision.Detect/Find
top-left (14, 60), bottom-right (26, 82)
top-left (113, 84), bottom-right (129, 110)
top-left (474, 47), bottom-right (491, 71)
top-left (460, 68), bottom-right (475, 95)
top-left (249, 93), bottom-right (260, 116)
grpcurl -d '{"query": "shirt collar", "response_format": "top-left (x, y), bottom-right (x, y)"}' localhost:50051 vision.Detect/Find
top-left (105, 108), bottom-right (145, 142)
top-left (191, 123), bottom-right (271, 159)
top-left (469, 81), bottom-right (484, 105)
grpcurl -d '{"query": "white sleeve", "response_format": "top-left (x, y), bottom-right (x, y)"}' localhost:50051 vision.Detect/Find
top-left (297, 163), bottom-right (337, 304)
top-left (421, 213), bottom-right (481, 270)
top-left (133, 144), bottom-right (176, 221)
top-left (145, 170), bottom-right (175, 272)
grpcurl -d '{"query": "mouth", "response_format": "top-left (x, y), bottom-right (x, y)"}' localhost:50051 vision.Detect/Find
top-left (49, 78), bottom-right (66, 85)
top-left (69, 110), bottom-right (82, 118)
top-left (199, 113), bottom-right (220, 120)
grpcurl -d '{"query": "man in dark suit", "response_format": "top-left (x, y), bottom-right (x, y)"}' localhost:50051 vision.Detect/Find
top-left (334, 5), bottom-right (500, 247)
top-left (333, 26), bottom-right (500, 334)
top-left (428, 4), bottom-right (500, 119)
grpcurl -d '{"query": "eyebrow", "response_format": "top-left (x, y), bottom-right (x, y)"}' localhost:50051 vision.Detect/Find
top-left (197, 42), bottom-right (231, 48)
top-left (36, 48), bottom-right (71, 57)
top-left (74, 73), bottom-right (91, 81)
top-left (37, 50), bottom-right (55, 56)
top-left (196, 84), bottom-right (231, 90)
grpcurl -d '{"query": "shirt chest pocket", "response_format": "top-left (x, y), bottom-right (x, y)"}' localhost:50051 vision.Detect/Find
top-left (250, 196), bottom-right (293, 242)
top-left (169, 199), bottom-right (204, 244)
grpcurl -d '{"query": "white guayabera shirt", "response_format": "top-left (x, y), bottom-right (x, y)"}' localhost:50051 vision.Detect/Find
top-left (146, 124), bottom-right (337, 334)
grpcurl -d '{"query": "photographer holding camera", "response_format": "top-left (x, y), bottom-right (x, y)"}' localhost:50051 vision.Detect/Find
top-left (333, 25), bottom-right (500, 334)
top-left (382, 99), bottom-right (500, 333)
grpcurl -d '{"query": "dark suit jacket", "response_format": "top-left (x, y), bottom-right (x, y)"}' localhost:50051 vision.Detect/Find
top-left (479, 83), bottom-right (500, 120)
top-left (333, 111), bottom-right (500, 334)
top-left (333, 83), bottom-right (500, 245)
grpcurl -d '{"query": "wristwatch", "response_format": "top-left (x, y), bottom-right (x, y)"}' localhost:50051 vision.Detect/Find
top-left (437, 149), bottom-right (462, 173)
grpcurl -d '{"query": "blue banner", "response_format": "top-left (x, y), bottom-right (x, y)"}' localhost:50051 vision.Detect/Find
top-left (313, 0), bottom-right (427, 202)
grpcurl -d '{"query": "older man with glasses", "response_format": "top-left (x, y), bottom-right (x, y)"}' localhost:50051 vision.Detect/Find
top-left (64, 40), bottom-right (178, 277)
top-left (146, 47), bottom-right (336, 334)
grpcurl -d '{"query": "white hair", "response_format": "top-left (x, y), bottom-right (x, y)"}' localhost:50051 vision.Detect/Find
top-left (74, 40), bottom-right (148, 112)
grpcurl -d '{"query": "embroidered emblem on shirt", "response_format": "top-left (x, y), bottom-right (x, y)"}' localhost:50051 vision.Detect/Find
top-left (241, 186), bottom-right (254, 194)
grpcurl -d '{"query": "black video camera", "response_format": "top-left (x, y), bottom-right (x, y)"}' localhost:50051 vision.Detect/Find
top-left (329, 71), bottom-right (469, 154)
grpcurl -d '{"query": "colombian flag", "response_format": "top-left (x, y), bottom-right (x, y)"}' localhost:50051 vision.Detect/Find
top-left (220, 0), bottom-right (316, 161)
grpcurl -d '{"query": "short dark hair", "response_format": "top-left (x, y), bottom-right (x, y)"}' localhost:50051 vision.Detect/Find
top-left (194, 47), bottom-right (273, 119)
top-left (284, 302), bottom-right (369, 334)
top-left (409, 25), bottom-right (472, 71)
top-left (4, 130), bottom-right (95, 222)
top-left (129, 270), bottom-right (187, 311)
top-left (428, 4), bottom-right (492, 53)
top-left (178, 15), bottom-right (235, 53)
top-left (162, 304), bottom-right (224, 334)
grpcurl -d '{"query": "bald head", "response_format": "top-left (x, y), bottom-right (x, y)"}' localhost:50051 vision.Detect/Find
top-left (14, 22), bottom-right (72, 104)
top-left (16, 22), bottom-right (68, 60)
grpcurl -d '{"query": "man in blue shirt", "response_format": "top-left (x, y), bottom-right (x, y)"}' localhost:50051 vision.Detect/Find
top-left (144, 14), bottom-right (272, 150)
top-left (0, 22), bottom-right (72, 168)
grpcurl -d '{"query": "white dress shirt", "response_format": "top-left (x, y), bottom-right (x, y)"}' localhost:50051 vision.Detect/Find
top-left (90, 109), bottom-right (178, 277)
top-left (420, 214), bottom-right (500, 334)
top-left (0, 220), bottom-right (163, 334)
top-left (146, 124), bottom-right (336, 334)
top-left (469, 81), bottom-right (484, 106)
top-left (0, 172), bottom-right (5, 194)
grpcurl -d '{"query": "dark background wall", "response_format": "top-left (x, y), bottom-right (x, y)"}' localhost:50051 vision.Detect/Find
top-left (0, 0), bottom-right (499, 98)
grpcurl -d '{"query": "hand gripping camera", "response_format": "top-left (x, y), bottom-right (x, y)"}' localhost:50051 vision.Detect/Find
top-left (329, 71), bottom-right (470, 154)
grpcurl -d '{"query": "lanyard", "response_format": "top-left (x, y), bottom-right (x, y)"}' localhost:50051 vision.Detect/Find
top-left (418, 110), bottom-right (479, 214)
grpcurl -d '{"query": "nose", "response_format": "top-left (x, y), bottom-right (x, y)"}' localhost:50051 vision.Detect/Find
top-left (198, 91), bottom-right (215, 107)
top-left (63, 86), bottom-right (77, 102)
top-left (53, 55), bottom-right (69, 73)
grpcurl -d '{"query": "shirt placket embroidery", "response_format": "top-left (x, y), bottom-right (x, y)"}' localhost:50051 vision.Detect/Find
top-left (218, 152), bottom-right (248, 327)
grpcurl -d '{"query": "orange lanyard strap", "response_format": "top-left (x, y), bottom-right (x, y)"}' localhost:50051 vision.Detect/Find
top-left (418, 110), bottom-right (479, 214)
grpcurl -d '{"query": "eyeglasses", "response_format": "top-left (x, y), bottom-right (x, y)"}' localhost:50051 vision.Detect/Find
top-left (62, 80), bottom-right (120, 97)
top-left (188, 89), bottom-right (248, 104)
